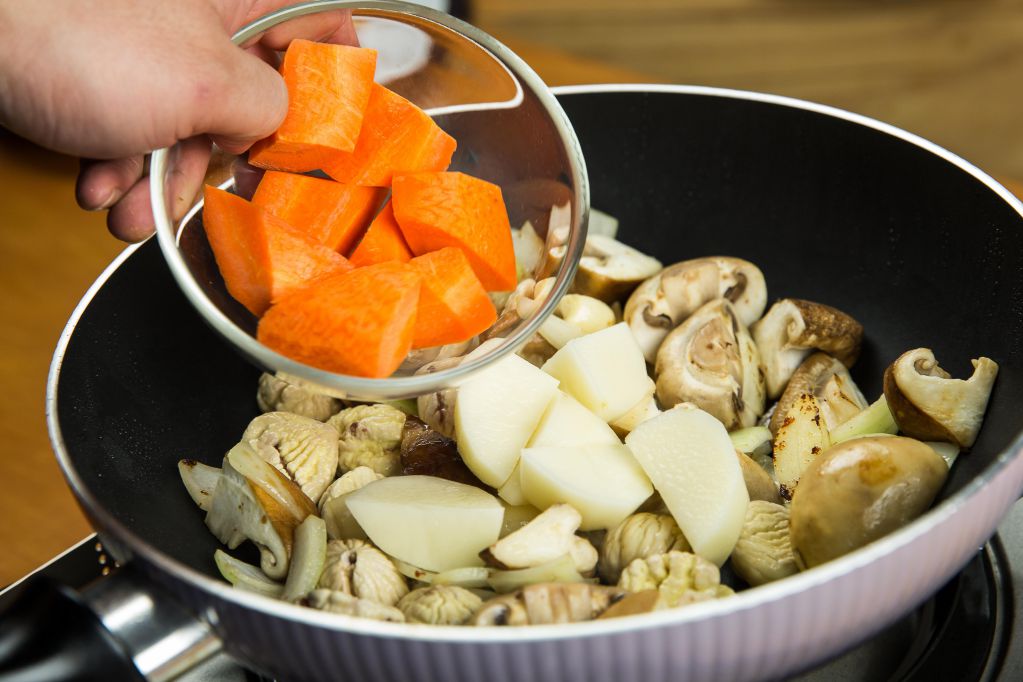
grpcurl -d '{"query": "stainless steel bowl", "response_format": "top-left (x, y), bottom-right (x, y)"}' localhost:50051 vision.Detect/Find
top-left (150, 1), bottom-right (589, 401)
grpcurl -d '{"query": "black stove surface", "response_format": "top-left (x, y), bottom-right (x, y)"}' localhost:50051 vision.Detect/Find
top-left (5, 501), bottom-right (1022, 682)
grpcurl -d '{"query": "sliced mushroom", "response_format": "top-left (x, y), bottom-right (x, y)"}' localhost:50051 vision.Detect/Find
top-left (625, 257), bottom-right (767, 363)
top-left (205, 441), bottom-right (316, 580)
top-left (654, 299), bottom-right (765, 430)
top-left (751, 299), bottom-right (863, 399)
top-left (772, 392), bottom-right (830, 498)
top-left (481, 504), bottom-right (597, 574)
top-left (472, 583), bottom-right (627, 626)
top-left (769, 353), bottom-right (868, 435)
top-left (883, 348), bottom-right (998, 448)
top-left (544, 235), bottom-right (663, 304)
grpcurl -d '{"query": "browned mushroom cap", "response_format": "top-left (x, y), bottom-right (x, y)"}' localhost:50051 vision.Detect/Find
top-left (883, 348), bottom-right (999, 448)
top-left (751, 299), bottom-right (863, 399)
top-left (769, 353), bottom-right (868, 436)
top-left (789, 436), bottom-right (948, 569)
top-left (625, 257), bottom-right (768, 364)
top-left (545, 235), bottom-right (663, 304)
top-left (654, 299), bottom-right (765, 430)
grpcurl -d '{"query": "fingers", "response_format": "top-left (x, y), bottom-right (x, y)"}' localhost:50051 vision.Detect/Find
top-left (76, 156), bottom-right (145, 212)
top-left (202, 47), bottom-right (288, 154)
top-left (202, 5), bottom-right (359, 154)
top-left (106, 136), bottom-right (212, 243)
top-left (257, 10), bottom-right (357, 50)
top-left (106, 177), bottom-right (156, 243)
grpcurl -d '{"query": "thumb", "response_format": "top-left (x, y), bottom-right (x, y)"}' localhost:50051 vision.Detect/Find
top-left (202, 46), bottom-right (288, 154)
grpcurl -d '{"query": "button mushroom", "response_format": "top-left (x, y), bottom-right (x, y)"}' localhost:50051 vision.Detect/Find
top-left (883, 348), bottom-right (999, 448)
top-left (328, 404), bottom-right (407, 476)
top-left (318, 538), bottom-right (409, 607)
top-left (481, 504), bottom-right (598, 575)
top-left (398, 585), bottom-right (483, 625)
top-left (730, 501), bottom-right (798, 587)
top-left (768, 352), bottom-right (868, 436)
top-left (654, 299), bottom-right (766, 430)
top-left (788, 436), bottom-right (949, 569)
top-left (298, 589), bottom-right (405, 622)
top-left (471, 583), bottom-right (628, 626)
top-left (598, 512), bottom-right (691, 584)
top-left (545, 234), bottom-right (663, 304)
top-left (242, 412), bottom-right (340, 503)
top-left (617, 551), bottom-right (734, 608)
top-left (256, 372), bottom-right (343, 422)
top-left (751, 299), bottom-right (863, 399)
top-left (205, 441), bottom-right (317, 580)
top-left (625, 257), bottom-right (767, 364)
top-left (318, 466), bottom-right (385, 541)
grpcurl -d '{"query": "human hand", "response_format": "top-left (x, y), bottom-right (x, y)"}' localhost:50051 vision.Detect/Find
top-left (0, 0), bottom-right (357, 241)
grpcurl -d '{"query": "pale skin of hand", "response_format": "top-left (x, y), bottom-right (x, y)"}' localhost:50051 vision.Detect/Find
top-left (0, 0), bottom-right (358, 241)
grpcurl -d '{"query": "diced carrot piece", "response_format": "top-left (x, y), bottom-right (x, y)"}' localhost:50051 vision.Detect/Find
top-left (202, 185), bottom-right (352, 316)
top-left (322, 83), bottom-right (457, 187)
top-left (407, 247), bottom-right (497, 349)
top-left (348, 203), bottom-right (413, 267)
top-left (249, 40), bottom-right (377, 172)
top-left (391, 172), bottom-right (516, 291)
top-left (252, 171), bottom-right (384, 253)
top-left (257, 262), bottom-right (421, 378)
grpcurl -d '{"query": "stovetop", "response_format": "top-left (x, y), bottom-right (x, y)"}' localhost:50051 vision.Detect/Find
top-left (6, 501), bottom-right (1023, 681)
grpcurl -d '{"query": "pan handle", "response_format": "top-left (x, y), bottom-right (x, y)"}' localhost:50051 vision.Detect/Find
top-left (0, 566), bottom-right (221, 682)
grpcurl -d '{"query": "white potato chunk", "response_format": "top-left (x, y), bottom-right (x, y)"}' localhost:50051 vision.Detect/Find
top-left (455, 354), bottom-right (560, 488)
top-left (497, 462), bottom-right (529, 506)
top-left (346, 475), bottom-right (504, 572)
top-left (541, 323), bottom-right (653, 422)
top-left (519, 443), bottom-right (653, 531)
top-left (527, 391), bottom-right (622, 448)
top-left (625, 404), bottom-right (749, 565)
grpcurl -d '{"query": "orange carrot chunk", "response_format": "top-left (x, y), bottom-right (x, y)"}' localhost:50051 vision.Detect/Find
top-left (249, 40), bottom-right (377, 172)
top-left (391, 172), bottom-right (516, 291)
top-left (202, 185), bottom-right (353, 316)
top-left (322, 83), bottom-right (457, 187)
top-left (252, 171), bottom-right (384, 253)
top-left (348, 203), bottom-right (413, 267)
top-left (257, 262), bottom-right (421, 378)
top-left (408, 247), bottom-right (497, 349)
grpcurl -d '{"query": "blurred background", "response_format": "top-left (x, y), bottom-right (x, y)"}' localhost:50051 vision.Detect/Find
top-left (2, 0), bottom-right (1022, 587)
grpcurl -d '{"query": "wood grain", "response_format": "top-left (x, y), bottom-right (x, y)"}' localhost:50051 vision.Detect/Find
top-left (0, 131), bottom-right (122, 585)
top-left (474, 0), bottom-right (1023, 180)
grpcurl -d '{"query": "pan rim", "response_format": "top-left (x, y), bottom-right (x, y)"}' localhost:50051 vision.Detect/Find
top-left (46, 83), bottom-right (1023, 643)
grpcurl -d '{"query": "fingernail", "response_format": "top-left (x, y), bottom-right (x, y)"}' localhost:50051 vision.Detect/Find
top-left (93, 189), bottom-right (119, 211)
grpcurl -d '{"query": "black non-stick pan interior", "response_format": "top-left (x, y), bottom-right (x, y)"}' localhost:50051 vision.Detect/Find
top-left (54, 90), bottom-right (1023, 579)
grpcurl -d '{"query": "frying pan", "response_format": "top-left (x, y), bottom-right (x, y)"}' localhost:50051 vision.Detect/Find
top-left (8, 86), bottom-right (1023, 681)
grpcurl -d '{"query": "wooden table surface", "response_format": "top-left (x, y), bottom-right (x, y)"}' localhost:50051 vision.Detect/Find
top-left (1, 10), bottom-right (1022, 588)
